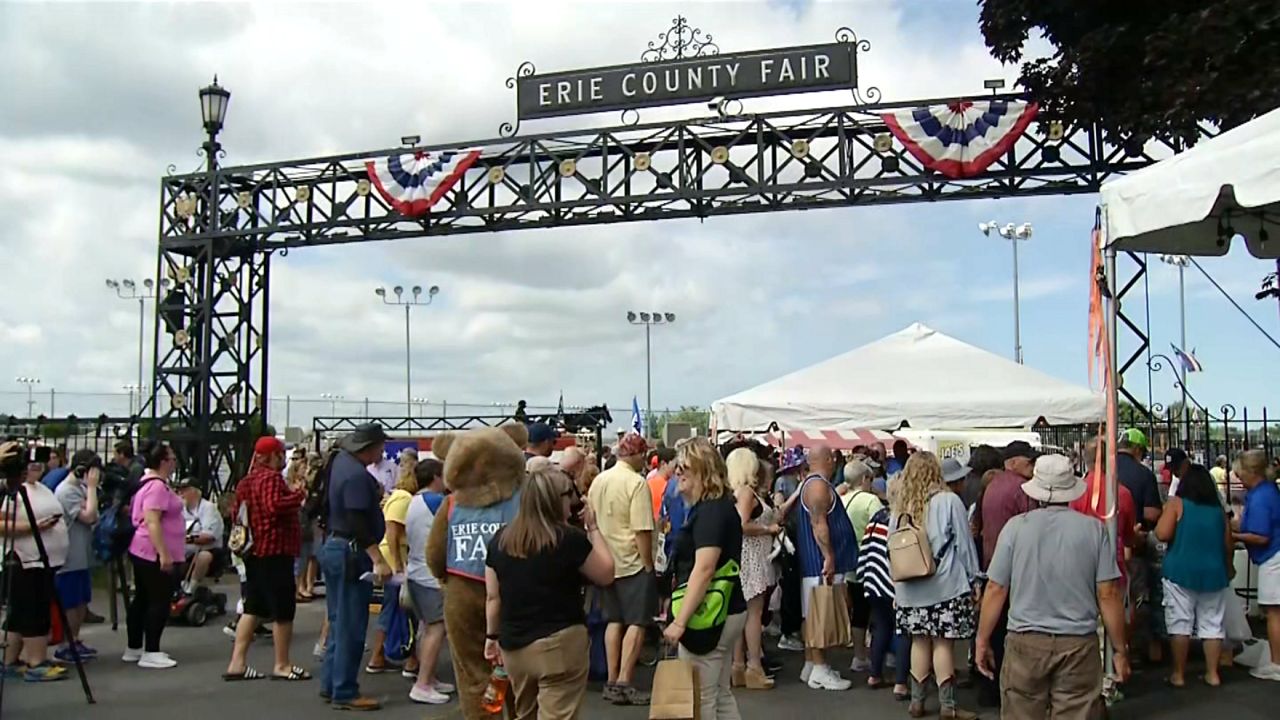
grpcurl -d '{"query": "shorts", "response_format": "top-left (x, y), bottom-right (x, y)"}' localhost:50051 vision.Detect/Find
top-left (1162, 578), bottom-right (1226, 639)
top-left (1258, 552), bottom-right (1280, 606)
top-left (3, 565), bottom-right (54, 638)
top-left (55, 568), bottom-right (93, 609)
top-left (408, 581), bottom-right (445, 624)
top-left (847, 580), bottom-right (871, 630)
top-left (243, 554), bottom-right (297, 623)
top-left (800, 573), bottom-right (846, 618)
top-left (602, 571), bottom-right (658, 626)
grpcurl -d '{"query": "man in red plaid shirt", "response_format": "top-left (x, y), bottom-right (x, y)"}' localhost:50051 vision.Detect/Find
top-left (224, 436), bottom-right (310, 681)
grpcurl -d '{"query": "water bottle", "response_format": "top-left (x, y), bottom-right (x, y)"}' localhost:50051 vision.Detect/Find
top-left (480, 665), bottom-right (509, 714)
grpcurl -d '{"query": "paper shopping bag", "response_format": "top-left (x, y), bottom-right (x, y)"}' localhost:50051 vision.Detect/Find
top-left (803, 582), bottom-right (851, 650)
top-left (649, 658), bottom-right (701, 720)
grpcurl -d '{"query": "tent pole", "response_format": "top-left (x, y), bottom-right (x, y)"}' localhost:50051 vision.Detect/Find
top-left (1103, 212), bottom-right (1121, 695)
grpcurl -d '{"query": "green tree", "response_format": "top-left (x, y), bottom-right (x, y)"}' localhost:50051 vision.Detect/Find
top-left (650, 406), bottom-right (711, 442)
top-left (979, 1), bottom-right (1280, 145)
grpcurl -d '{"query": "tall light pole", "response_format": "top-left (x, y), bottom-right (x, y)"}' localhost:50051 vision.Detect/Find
top-left (626, 311), bottom-right (676, 437)
top-left (15, 377), bottom-right (40, 416)
top-left (320, 393), bottom-right (344, 416)
top-left (123, 383), bottom-right (148, 417)
top-left (106, 277), bottom-right (171, 412)
top-left (376, 284), bottom-right (440, 416)
top-left (412, 396), bottom-right (431, 418)
top-left (1160, 253), bottom-right (1191, 429)
top-left (978, 221), bottom-right (1033, 364)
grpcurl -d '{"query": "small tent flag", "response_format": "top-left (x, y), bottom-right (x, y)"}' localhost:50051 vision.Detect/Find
top-left (1171, 344), bottom-right (1204, 373)
top-left (631, 397), bottom-right (644, 435)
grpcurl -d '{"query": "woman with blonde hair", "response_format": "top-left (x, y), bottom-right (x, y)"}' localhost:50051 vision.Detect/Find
top-left (725, 447), bottom-right (780, 690)
top-left (1233, 449), bottom-right (1280, 681)
top-left (484, 464), bottom-right (614, 719)
top-left (662, 437), bottom-right (748, 718)
top-left (890, 452), bottom-right (981, 719)
top-left (366, 449), bottom-right (424, 674)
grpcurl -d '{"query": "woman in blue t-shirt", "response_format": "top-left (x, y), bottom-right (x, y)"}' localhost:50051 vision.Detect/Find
top-left (1233, 450), bottom-right (1280, 682)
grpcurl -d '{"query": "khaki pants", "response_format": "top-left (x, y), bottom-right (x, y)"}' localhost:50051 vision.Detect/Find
top-left (677, 612), bottom-right (748, 720)
top-left (1001, 632), bottom-right (1101, 720)
top-left (505, 625), bottom-right (590, 720)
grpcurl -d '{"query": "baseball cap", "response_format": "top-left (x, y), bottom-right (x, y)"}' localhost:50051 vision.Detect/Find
top-left (1002, 440), bottom-right (1040, 462)
top-left (528, 422), bottom-right (557, 445)
top-left (1118, 428), bottom-right (1149, 449)
top-left (172, 476), bottom-right (199, 490)
top-left (617, 433), bottom-right (649, 458)
top-left (254, 436), bottom-right (285, 456)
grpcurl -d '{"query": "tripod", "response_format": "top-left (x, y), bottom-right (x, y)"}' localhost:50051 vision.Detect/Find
top-left (0, 479), bottom-right (95, 709)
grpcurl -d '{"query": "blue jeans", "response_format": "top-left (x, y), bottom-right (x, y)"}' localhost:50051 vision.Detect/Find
top-left (319, 537), bottom-right (372, 702)
top-left (869, 595), bottom-right (910, 685)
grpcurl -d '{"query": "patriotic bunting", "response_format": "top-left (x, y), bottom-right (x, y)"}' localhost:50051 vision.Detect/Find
top-left (881, 100), bottom-right (1038, 179)
top-left (365, 148), bottom-right (481, 217)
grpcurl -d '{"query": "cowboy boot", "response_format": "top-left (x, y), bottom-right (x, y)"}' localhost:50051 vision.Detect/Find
top-left (938, 677), bottom-right (979, 720)
top-left (909, 675), bottom-right (928, 718)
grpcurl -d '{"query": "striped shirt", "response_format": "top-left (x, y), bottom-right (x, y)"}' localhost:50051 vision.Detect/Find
top-left (856, 507), bottom-right (894, 599)
top-left (796, 474), bottom-right (859, 578)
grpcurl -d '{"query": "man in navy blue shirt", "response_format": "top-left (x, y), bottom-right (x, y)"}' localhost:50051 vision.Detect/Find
top-left (319, 423), bottom-right (391, 711)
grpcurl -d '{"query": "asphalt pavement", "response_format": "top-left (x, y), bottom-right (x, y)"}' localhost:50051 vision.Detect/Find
top-left (4, 580), bottom-right (1278, 719)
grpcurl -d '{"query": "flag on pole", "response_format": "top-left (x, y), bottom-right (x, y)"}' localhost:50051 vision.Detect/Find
top-left (557, 391), bottom-right (564, 419)
top-left (1171, 344), bottom-right (1204, 373)
top-left (631, 396), bottom-right (644, 436)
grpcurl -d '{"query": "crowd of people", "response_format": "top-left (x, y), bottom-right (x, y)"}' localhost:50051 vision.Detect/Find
top-left (1, 424), bottom-right (1279, 720)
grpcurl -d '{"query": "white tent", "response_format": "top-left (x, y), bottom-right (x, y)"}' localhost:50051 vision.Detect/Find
top-left (1101, 107), bottom-right (1280, 258)
top-left (712, 323), bottom-right (1103, 432)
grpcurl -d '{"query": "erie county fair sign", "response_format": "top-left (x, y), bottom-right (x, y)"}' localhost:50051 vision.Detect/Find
top-left (516, 41), bottom-right (857, 120)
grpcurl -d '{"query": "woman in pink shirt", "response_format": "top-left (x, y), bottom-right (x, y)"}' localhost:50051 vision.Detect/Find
top-left (124, 441), bottom-right (185, 669)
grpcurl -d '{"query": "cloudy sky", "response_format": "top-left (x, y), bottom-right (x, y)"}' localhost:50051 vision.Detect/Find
top-left (2, 0), bottom-right (1276, 430)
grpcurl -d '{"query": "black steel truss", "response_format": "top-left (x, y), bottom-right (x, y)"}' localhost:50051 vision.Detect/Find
top-left (154, 92), bottom-right (1201, 483)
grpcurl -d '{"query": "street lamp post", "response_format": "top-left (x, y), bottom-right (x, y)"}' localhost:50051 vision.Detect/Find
top-left (376, 284), bottom-right (440, 416)
top-left (412, 396), bottom-right (431, 418)
top-left (320, 393), bottom-right (344, 416)
top-left (978, 221), bottom-right (1033, 364)
top-left (626, 311), bottom-right (676, 438)
top-left (106, 277), bottom-right (171, 414)
top-left (15, 377), bottom-right (40, 416)
top-left (122, 383), bottom-right (148, 417)
top-left (1160, 254), bottom-right (1192, 432)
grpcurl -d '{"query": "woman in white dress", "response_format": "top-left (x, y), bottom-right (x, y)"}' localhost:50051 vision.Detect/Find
top-left (727, 448), bottom-right (781, 690)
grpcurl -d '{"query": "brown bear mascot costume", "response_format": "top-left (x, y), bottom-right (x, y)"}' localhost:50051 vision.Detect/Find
top-left (426, 423), bottom-right (527, 719)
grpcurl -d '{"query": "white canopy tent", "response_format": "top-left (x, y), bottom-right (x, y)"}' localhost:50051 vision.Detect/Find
top-left (1102, 107), bottom-right (1280, 258)
top-left (712, 323), bottom-right (1103, 432)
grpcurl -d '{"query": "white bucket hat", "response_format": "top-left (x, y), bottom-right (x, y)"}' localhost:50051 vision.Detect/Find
top-left (1021, 454), bottom-right (1086, 504)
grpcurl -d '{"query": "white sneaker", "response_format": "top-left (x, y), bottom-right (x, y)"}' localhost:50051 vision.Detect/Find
top-left (1249, 663), bottom-right (1280, 681)
top-left (807, 665), bottom-right (852, 691)
top-left (432, 680), bottom-right (456, 694)
top-left (778, 635), bottom-right (806, 652)
top-left (849, 657), bottom-right (872, 673)
top-left (409, 683), bottom-right (450, 704)
top-left (137, 652), bottom-right (177, 669)
top-left (121, 648), bottom-right (143, 663)
top-left (800, 661), bottom-right (814, 684)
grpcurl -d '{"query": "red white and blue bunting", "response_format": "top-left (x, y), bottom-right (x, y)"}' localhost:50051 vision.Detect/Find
top-left (365, 148), bottom-right (481, 217)
top-left (881, 100), bottom-right (1038, 179)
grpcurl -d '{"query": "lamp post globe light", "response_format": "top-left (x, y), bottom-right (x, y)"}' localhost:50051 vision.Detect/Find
top-left (199, 76), bottom-right (230, 170)
top-left (106, 276), bottom-right (172, 414)
top-left (15, 376), bottom-right (40, 417)
top-left (320, 393), bottom-right (344, 416)
top-left (977, 221), bottom-right (1033, 364)
top-left (626, 310), bottom-right (677, 438)
top-left (376, 284), bottom-right (440, 416)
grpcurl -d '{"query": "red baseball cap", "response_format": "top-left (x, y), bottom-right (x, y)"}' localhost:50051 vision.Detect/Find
top-left (254, 436), bottom-right (285, 456)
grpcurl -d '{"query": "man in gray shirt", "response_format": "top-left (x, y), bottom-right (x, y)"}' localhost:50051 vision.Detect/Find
top-left (53, 450), bottom-right (101, 662)
top-left (976, 455), bottom-right (1129, 720)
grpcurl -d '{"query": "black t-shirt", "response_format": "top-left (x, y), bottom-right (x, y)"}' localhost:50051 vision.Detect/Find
top-left (672, 494), bottom-right (746, 616)
top-left (486, 526), bottom-right (592, 650)
top-left (1117, 453), bottom-right (1162, 528)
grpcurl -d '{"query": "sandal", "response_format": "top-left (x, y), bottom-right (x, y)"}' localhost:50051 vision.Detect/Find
top-left (296, 592), bottom-right (314, 603)
top-left (223, 667), bottom-right (267, 681)
top-left (272, 666), bottom-right (313, 681)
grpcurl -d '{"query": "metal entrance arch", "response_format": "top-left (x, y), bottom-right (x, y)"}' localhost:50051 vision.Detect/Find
top-left (149, 26), bottom-right (1199, 484)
